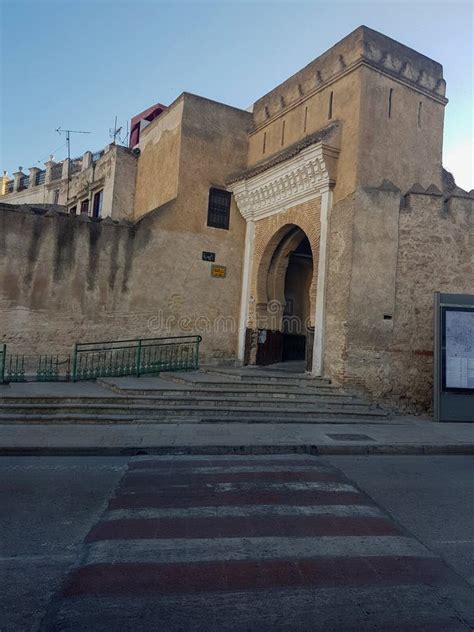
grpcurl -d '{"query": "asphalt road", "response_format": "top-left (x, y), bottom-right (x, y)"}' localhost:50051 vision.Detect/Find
top-left (0, 457), bottom-right (128, 632)
top-left (325, 455), bottom-right (474, 587)
top-left (0, 455), bottom-right (473, 631)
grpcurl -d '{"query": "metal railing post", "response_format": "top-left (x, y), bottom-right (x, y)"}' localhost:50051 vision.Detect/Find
top-left (136, 339), bottom-right (142, 377)
top-left (72, 344), bottom-right (78, 382)
top-left (0, 343), bottom-right (5, 384)
top-left (196, 336), bottom-right (202, 369)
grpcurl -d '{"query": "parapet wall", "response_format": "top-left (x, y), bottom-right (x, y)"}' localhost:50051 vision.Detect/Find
top-left (252, 25), bottom-right (446, 128)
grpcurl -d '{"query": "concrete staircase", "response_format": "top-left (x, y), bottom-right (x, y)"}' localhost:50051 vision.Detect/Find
top-left (0, 365), bottom-right (389, 424)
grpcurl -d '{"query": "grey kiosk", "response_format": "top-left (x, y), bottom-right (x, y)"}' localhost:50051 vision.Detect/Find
top-left (434, 292), bottom-right (474, 422)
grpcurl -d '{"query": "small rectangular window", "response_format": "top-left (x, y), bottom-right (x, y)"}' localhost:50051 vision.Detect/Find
top-left (80, 199), bottom-right (89, 215)
top-left (92, 189), bottom-right (103, 218)
top-left (53, 189), bottom-right (60, 204)
top-left (69, 205), bottom-right (77, 215)
top-left (207, 188), bottom-right (231, 230)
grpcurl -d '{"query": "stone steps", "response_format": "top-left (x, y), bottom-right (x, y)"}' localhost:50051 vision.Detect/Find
top-left (0, 398), bottom-right (378, 414)
top-left (0, 401), bottom-right (387, 423)
top-left (198, 367), bottom-right (332, 386)
top-left (159, 372), bottom-right (337, 390)
top-left (0, 396), bottom-right (368, 413)
top-left (101, 382), bottom-right (342, 396)
top-left (0, 366), bottom-right (388, 424)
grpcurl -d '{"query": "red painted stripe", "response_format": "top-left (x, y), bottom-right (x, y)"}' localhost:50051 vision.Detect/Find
top-left (129, 458), bottom-right (322, 470)
top-left (62, 556), bottom-right (458, 597)
top-left (120, 470), bottom-right (344, 487)
top-left (85, 515), bottom-right (400, 542)
top-left (108, 490), bottom-right (369, 510)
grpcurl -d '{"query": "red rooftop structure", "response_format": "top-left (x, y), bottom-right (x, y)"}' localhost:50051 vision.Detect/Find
top-left (129, 102), bottom-right (167, 148)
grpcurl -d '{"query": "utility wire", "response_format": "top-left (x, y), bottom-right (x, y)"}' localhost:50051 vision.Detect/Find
top-left (35, 142), bottom-right (67, 165)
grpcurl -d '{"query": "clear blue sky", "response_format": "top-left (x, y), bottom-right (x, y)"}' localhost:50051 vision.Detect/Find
top-left (1, 0), bottom-right (473, 189)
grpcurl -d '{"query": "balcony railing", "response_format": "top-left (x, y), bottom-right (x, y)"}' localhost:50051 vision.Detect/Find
top-left (92, 150), bottom-right (104, 163)
top-left (19, 175), bottom-right (30, 190)
top-left (6, 180), bottom-right (13, 193)
top-left (35, 170), bottom-right (46, 185)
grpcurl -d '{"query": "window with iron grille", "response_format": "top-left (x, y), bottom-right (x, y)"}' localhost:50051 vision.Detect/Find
top-left (207, 188), bottom-right (231, 230)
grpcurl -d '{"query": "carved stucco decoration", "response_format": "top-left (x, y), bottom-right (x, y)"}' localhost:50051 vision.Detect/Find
top-left (229, 142), bottom-right (339, 221)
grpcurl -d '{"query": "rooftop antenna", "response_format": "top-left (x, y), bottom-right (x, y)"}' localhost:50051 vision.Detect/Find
top-left (109, 116), bottom-right (122, 144)
top-left (55, 127), bottom-right (91, 202)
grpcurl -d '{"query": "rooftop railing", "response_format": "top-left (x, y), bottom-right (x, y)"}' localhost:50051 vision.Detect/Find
top-left (19, 175), bottom-right (30, 190)
top-left (35, 170), bottom-right (46, 185)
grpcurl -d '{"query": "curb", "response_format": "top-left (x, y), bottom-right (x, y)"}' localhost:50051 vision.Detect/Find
top-left (1, 443), bottom-right (474, 457)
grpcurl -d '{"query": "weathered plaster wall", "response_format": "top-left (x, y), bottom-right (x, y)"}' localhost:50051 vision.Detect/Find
top-left (357, 66), bottom-right (444, 191)
top-left (324, 187), bottom-right (474, 412)
top-left (0, 206), bottom-right (141, 356)
top-left (323, 194), bottom-right (356, 383)
top-left (133, 99), bottom-right (184, 220)
top-left (0, 185), bottom-right (47, 206)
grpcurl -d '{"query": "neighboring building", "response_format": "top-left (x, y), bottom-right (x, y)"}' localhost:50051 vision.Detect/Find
top-left (1, 143), bottom-right (137, 221)
top-left (129, 102), bottom-right (167, 148)
top-left (1, 25), bottom-right (472, 413)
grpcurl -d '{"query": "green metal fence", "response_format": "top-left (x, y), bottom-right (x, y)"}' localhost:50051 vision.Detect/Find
top-left (0, 344), bottom-right (5, 384)
top-left (72, 335), bottom-right (202, 381)
top-left (0, 335), bottom-right (202, 383)
top-left (6, 354), bottom-right (25, 382)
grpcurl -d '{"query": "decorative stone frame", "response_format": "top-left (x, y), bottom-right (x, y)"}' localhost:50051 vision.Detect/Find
top-left (229, 141), bottom-right (339, 376)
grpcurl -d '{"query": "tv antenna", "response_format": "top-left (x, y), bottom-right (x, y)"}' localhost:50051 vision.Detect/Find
top-left (109, 116), bottom-right (123, 144)
top-left (55, 127), bottom-right (91, 202)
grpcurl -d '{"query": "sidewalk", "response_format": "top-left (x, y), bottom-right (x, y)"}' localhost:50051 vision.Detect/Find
top-left (1, 419), bottom-right (473, 456)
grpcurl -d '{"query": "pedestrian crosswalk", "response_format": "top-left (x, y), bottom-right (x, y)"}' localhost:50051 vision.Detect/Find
top-left (41, 455), bottom-right (470, 631)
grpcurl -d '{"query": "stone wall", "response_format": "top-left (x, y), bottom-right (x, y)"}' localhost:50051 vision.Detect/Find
top-left (133, 98), bottom-right (184, 220)
top-left (324, 184), bottom-right (474, 412)
top-left (0, 205), bottom-right (139, 356)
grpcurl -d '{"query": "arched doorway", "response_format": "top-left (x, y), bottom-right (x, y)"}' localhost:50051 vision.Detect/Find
top-left (249, 225), bottom-right (315, 368)
top-left (282, 236), bottom-right (312, 362)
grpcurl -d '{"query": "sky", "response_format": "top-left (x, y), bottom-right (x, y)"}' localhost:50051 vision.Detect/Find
top-left (1, 0), bottom-right (473, 190)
